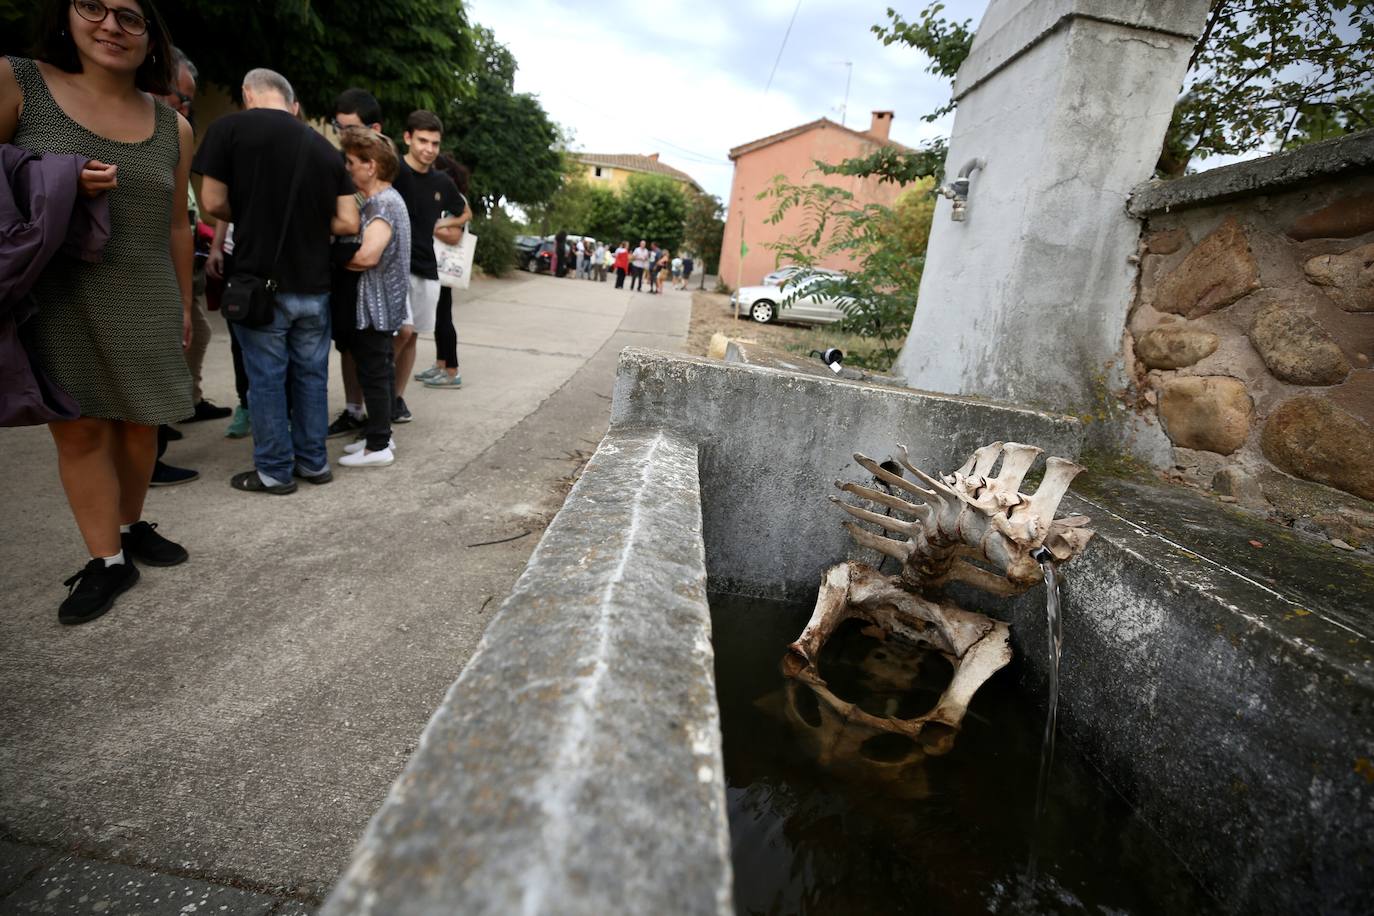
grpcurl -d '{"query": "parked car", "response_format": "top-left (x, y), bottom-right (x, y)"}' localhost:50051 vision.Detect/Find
top-left (514, 234), bottom-right (544, 260)
top-left (761, 265), bottom-right (842, 287)
top-left (524, 240), bottom-right (556, 273)
top-left (728, 276), bottom-right (852, 325)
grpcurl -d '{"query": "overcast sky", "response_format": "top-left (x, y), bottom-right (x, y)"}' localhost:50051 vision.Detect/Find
top-left (465, 0), bottom-right (991, 202)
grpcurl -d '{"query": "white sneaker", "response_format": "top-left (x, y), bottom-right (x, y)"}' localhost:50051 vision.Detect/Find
top-left (343, 437), bottom-right (395, 455)
top-left (338, 446), bottom-right (395, 467)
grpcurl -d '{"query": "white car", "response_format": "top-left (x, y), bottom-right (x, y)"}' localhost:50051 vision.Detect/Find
top-left (761, 265), bottom-right (842, 287)
top-left (728, 276), bottom-right (852, 325)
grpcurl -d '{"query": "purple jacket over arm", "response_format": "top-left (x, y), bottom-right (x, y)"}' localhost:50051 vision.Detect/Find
top-left (0, 143), bottom-right (111, 426)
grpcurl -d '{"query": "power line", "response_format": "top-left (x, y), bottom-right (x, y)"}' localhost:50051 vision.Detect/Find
top-left (764, 0), bottom-right (804, 94)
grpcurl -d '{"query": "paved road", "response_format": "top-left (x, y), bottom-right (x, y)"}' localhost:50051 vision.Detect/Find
top-left (0, 272), bottom-right (689, 912)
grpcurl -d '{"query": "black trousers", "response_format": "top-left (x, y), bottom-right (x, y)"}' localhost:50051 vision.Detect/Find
top-left (435, 286), bottom-right (458, 367)
top-left (629, 265), bottom-right (643, 290)
top-left (350, 329), bottom-right (395, 451)
top-left (614, 267), bottom-right (626, 289)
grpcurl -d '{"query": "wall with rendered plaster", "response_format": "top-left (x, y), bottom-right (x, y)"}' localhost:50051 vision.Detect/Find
top-left (894, 0), bottom-right (1207, 411)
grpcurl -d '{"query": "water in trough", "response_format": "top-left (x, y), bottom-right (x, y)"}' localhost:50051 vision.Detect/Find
top-left (711, 592), bottom-right (1216, 915)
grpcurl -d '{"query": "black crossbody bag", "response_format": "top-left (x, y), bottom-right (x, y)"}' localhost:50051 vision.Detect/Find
top-left (221, 134), bottom-right (311, 327)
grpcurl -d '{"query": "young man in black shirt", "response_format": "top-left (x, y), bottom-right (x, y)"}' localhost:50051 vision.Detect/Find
top-left (390, 110), bottom-right (466, 421)
top-left (194, 69), bottom-right (360, 494)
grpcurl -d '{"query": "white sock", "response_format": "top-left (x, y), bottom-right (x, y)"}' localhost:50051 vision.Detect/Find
top-left (346, 403), bottom-right (364, 419)
top-left (258, 470), bottom-right (287, 488)
top-left (101, 550), bottom-right (125, 567)
top-left (119, 523), bottom-right (132, 534)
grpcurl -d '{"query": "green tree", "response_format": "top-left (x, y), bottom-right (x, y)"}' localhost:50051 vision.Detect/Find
top-left (683, 191), bottom-right (726, 278)
top-left (761, 178), bottom-right (935, 368)
top-left (446, 29), bottom-right (563, 216)
top-left (619, 175), bottom-right (687, 252)
top-left (0, 2), bottom-right (477, 121)
top-left (873, 1), bottom-right (1374, 181)
top-left (535, 166), bottom-right (623, 239)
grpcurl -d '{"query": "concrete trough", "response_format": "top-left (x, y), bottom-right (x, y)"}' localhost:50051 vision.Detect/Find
top-left (326, 350), bottom-right (1373, 915)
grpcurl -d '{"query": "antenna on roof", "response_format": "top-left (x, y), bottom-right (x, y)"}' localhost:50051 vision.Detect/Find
top-left (826, 60), bottom-right (853, 125)
top-left (839, 61), bottom-right (853, 126)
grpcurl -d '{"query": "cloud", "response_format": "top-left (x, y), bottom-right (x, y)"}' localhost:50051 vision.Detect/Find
top-left (466, 0), bottom-right (988, 201)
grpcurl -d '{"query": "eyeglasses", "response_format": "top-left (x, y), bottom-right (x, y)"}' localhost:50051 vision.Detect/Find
top-left (71, 0), bottom-right (149, 37)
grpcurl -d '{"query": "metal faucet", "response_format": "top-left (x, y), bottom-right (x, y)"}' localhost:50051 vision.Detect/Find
top-left (938, 158), bottom-right (987, 221)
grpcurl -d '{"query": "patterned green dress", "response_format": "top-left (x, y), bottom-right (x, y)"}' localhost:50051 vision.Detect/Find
top-left (9, 56), bottom-right (192, 425)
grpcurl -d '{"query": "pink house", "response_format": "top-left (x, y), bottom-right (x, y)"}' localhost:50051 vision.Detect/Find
top-left (719, 111), bottom-right (908, 289)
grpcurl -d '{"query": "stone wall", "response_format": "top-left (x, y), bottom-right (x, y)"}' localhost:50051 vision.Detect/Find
top-left (1125, 131), bottom-right (1374, 533)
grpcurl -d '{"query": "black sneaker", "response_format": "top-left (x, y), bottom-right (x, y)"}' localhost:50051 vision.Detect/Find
top-left (392, 396), bottom-right (412, 424)
top-left (229, 470), bottom-right (297, 495)
top-left (121, 521), bottom-right (188, 567)
top-left (150, 461), bottom-right (199, 487)
top-left (293, 466), bottom-right (334, 485)
top-left (180, 399), bottom-right (233, 423)
top-left (327, 410), bottom-right (366, 438)
top-left (59, 558), bottom-right (139, 625)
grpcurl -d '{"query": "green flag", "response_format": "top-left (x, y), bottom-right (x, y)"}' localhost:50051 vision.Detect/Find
top-left (740, 240), bottom-right (749, 257)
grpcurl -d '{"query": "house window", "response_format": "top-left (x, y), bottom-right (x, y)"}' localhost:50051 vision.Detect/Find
top-left (594, 166), bottom-right (604, 177)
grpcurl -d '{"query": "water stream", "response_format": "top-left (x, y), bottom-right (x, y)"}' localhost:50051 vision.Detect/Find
top-left (1025, 557), bottom-right (1064, 891)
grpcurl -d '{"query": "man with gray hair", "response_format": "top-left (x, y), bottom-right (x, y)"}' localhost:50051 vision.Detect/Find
top-left (193, 69), bottom-right (360, 494)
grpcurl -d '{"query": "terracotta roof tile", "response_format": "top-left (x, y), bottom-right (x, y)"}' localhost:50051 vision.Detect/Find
top-left (575, 153), bottom-right (702, 190)
top-left (727, 117), bottom-right (912, 160)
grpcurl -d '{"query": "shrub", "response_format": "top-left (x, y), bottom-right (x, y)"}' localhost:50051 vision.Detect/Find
top-left (472, 211), bottom-right (517, 277)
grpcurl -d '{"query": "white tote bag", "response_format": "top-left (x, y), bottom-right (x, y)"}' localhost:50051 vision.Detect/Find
top-left (435, 230), bottom-right (477, 290)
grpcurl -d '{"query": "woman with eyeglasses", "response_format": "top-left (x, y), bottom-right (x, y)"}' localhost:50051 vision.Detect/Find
top-left (1, 0), bottom-right (196, 625)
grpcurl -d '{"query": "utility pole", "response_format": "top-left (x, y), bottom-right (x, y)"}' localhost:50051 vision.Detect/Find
top-left (839, 61), bottom-right (853, 126)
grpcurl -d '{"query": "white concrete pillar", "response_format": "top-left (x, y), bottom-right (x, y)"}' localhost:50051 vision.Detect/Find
top-left (894, 0), bottom-right (1210, 410)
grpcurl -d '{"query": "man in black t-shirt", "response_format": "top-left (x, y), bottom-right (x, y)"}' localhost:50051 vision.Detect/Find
top-left (194, 68), bottom-right (360, 495)
top-left (390, 110), bottom-right (465, 422)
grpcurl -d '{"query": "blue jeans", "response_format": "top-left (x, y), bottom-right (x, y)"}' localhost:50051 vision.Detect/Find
top-left (233, 292), bottom-right (331, 484)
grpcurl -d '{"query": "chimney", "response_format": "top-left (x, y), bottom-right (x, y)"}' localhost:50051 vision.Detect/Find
top-left (647, 152), bottom-right (660, 162)
top-left (868, 111), bottom-right (893, 142)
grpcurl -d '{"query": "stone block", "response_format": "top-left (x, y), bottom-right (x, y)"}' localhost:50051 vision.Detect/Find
top-left (1154, 216), bottom-right (1261, 318)
top-left (322, 428), bottom-right (732, 916)
top-left (1144, 228), bottom-right (1189, 254)
top-left (1247, 301), bottom-right (1351, 386)
top-left (1134, 325), bottom-right (1219, 369)
top-left (1303, 242), bottom-right (1374, 312)
top-left (1288, 191), bottom-right (1374, 241)
top-left (1157, 376), bottom-right (1252, 454)
top-left (1211, 466), bottom-right (1267, 507)
top-left (1261, 396), bottom-right (1374, 502)
top-left (610, 349), bottom-right (1084, 601)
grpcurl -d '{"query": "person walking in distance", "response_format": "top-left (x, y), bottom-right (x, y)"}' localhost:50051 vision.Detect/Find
top-left (613, 241), bottom-right (630, 289)
top-left (416, 153), bottom-right (470, 390)
top-left (325, 87), bottom-right (384, 439)
top-left (338, 127), bottom-right (408, 468)
top-left (193, 68), bottom-right (360, 494)
top-left (1, 0), bottom-right (195, 624)
top-left (629, 239), bottom-right (648, 291)
top-left (591, 240), bottom-right (607, 282)
top-left (647, 243), bottom-right (663, 293)
top-left (390, 110), bottom-right (465, 422)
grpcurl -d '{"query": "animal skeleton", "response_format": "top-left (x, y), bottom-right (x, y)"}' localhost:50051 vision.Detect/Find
top-left (781, 442), bottom-right (1095, 772)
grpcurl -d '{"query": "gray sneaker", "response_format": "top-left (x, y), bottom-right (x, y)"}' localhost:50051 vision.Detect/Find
top-left (414, 364), bottom-right (443, 382)
top-left (423, 372), bottom-right (463, 389)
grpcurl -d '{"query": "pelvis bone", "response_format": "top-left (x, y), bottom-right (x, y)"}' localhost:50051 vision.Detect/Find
top-left (782, 442), bottom-right (1095, 770)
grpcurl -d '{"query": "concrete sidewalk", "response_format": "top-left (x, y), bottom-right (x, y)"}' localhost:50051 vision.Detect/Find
top-left (0, 272), bottom-right (689, 913)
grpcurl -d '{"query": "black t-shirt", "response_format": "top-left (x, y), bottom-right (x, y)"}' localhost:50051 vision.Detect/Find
top-left (393, 158), bottom-right (463, 281)
top-left (192, 109), bottom-right (354, 294)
